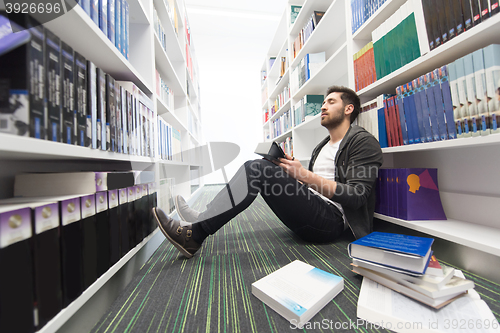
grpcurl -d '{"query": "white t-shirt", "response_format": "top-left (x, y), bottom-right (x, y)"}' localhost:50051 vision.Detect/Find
top-left (308, 141), bottom-right (347, 230)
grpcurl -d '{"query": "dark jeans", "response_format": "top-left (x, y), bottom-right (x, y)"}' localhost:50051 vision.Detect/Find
top-left (197, 159), bottom-right (345, 243)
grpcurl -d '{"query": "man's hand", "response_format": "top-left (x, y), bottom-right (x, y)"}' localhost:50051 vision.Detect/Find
top-left (274, 153), bottom-right (308, 181)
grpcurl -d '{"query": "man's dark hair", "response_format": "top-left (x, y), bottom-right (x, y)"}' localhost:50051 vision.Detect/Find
top-left (326, 86), bottom-right (360, 124)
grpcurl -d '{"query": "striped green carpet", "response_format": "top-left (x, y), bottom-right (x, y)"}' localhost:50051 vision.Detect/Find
top-left (91, 185), bottom-right (500, 333)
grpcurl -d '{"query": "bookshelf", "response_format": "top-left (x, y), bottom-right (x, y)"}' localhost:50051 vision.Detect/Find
top-left (0, 0), bottom-right (203, 331)
top-left (262, 0), bottom-right (500, 282)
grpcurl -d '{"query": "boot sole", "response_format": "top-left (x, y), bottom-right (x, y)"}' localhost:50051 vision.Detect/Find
top-left (152, 207), bottom-right (194, 259)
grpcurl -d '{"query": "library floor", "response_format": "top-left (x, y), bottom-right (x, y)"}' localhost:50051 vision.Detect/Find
top-left (91, 185), bottom-right (500, 333)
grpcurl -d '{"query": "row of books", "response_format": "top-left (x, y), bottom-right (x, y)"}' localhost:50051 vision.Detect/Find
top-left (0, 14), bottom-right (157, 158)
top-left (163, 0), bottom-right (180, 37)
top-left (349, 232), bottom-right (474, 309)
top-left (158, 117), bottom-right (182, 162)
top-left (0, 175), bottom-right (159, 332)
top-left (263, 109), bottom-right (270, 124)
top-left (422, 0), bottom-right (499, 51)
top-left (290, 52), bottom-right (325, 94)
top-left (272, 108), bottom-right (292, 138)
top-left (270, 83), bottom-right (291, 117)
top-left (450, 44), bottom-right (500, 138)
top-left (375, 168), bottom-right (447, 221)
top-left (351, 0), bottom-right (388, 34)
top-left (372, 0), bottom-right (424, 80)
top-left (278, 137), bottom-right (293, 157)
top-left (353, 42), bottom-right (376, 91)
top-left (292, 11), bottom-right (325, 59)
top-left (78, 0), bottom-right (129, 59)
top-left (155, 69), bottom-right (175, 110)
top-left (294, 95), bottom-right (324, 127)
top-left (153, 5), bottom-right (169, 51)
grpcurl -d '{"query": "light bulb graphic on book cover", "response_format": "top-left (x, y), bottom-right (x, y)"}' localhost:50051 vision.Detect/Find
top-left (399, 168), bottom-right (447, 221)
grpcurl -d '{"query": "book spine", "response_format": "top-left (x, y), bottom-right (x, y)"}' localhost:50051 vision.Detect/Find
top-left (472, 49), bottom-right (491, 136)
top-left (464, 53), bottom-right (480, 137)
top-left (87, 61), bottom-right (97, 148)
top-left (115, 0), bottom-right (121, 53)
top-left (61, 42), bottom-right (75, 145)
top-left (45, 29), bottom-right (62, 143)
top-left (99, 0), bottom-right (108, 35)
top-left (395, 86), bottom-right (409, 145)
top-left (439, 65), bottom-right (458, 139)
top-left (402, 85), bottom-right (416, 144)
top-left (75, 53), bottom-right (88, 147)
top-left (455, 57), bottom-right (472, 137)
top-left (409, 80), bottom-right (426, 143)
top-left (431, 69), bottom-right (449, 140)
top-left (483, 44), bottom-right (500, 134)
top-left (107, 0), bottom-right (115, 44)
top-left (106, 75), bottom-right (116, 151)
top-left (424, 73), bottom-right (441, 141)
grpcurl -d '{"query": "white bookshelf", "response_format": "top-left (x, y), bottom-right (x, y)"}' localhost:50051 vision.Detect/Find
top-left (263, 0), bottom-right (500, 281)
top-left (0, 0), bottom-right (204, 331)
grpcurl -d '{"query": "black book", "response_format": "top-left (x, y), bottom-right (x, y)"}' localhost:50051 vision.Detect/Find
top-left (95, 191), bottom-right (110, 277)
top-left (421, 0), bottom-right (436, 50)
top-left (491, 0), bottom-right (499, 15)
top-left (452, 0), bottom-right (466, 35)
top-left (81, 194), bottom-right (98, 290)
top-left (106, 74), bottom-right (116, 152)
top-left (114, 82), bottom-right (122, 153)
top-left (119, 188), bottom-right (130, 257)
top-left (134, 186), bottom-right (144, 244)
top-left (0, 14), bottom-right (45, 139)
top-left (140, 184), bottom-right (149, 238)
top-left (30, 201), bottom-right (63, 329)
top-left (479, 0), bottom-right (490, 20)
top-left (45, 28), bottom-right (61, 142)
top-left (127, 186), bottom-right (138, 249)
top-left (97, 68), bottom-right (106, 150)
top-left (61, 41), bottom-right (74, 145)
top-left (442, 0), bottom-right (457, 40)
top-left (108, 190), bottom-right (121, 266)
top-left (59, 196), bottom-right (84, 307)
top-left (436, 0), bottom-right (449, 44)
top-left (75, 52), bottom-right (88, 147)
top-left (87, 61), bottom-right (97, 148)
top-left (254, 141), bottom-right (285, 161)
top-left (461, 0), bottom-right (474, 30)
top-left (147, 183), bottom-right (156, 234)
top-left (0, 205), bottom-right (35, 333)
top-left (471, 0), bottom-right (481, 25)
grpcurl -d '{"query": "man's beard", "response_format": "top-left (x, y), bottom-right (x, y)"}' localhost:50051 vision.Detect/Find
top-left (321, 111), bottom-right (345, 130)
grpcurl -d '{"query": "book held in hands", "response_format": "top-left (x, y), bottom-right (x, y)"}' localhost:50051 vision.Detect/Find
top-left (254, 141), bottom-right (286, 162)
top-left (251, 260), bottom-right (343, 328)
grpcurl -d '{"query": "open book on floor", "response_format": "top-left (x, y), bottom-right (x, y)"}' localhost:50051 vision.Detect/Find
top-left (252, 260), bottom-right (343, 329)
top-left (357, 272), bottom-right (499, 333)
top-left (254, 141), bottom-right (286, 162)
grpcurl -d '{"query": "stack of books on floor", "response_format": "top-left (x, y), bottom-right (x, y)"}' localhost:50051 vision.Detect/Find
top-left (348, 232), bottom-right (474, 309)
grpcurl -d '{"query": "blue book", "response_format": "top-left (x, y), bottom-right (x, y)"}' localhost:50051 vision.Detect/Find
top-left (395, 86), bottom-right (409, 145)
top-left (124, 0), bottom-right (129, 59)
top-left (431, 69), bottom-right (449, 140)
top-left (377, 107), bottom-right (388, 148)
top-left (107, 0), bottom-right (115, 44)
top-left (401, 84), bottom-right (416, 144)
top-left (416, 76), bottom-right (433, 142)
top-left (90, 0), bottom-right (99, 25)
top-left (80, 0), bottom-right (91, 16)
top-left (409, 80), bottom-right (425, 143)
top-left (348, 231), bottom-right (434, 274)
top-left (424, 72), bottom-right (441, 141)
top-left (99, 0), bottom-right (108, 35)
top-left (115, 0), bottom-right (121, 53)
top-left (439, 65), bottom-right (458, 140)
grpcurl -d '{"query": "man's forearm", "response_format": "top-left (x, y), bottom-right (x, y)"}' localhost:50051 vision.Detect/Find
top-left (295, 169), bottom-right (337, 198)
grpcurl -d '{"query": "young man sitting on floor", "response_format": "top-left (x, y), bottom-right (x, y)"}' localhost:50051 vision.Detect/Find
top-left (153, 85), bottom-right (384, 258)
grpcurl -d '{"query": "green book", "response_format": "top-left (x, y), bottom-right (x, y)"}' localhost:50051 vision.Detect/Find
top-left (303, 95), bottom-right (324, 117)
top-left (290, 5), bottom-right (301, 26)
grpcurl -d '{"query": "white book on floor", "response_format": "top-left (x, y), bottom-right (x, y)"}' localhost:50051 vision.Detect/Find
top-left (252, 260), bottom-right (343, 329)
top-left (357, 271), bottom-right (500, 333)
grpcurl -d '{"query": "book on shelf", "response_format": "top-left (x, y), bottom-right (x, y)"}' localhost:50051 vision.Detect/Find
top-left (455, 56), bottom-right (472, 137)
top-left (106, 74), bottom-right (117, 152)
top-left (0, 14), bottom-right (44, 140)
top-left (376, 168), bottom-right (447, 221)
top-left (348, 232), bottom-right (434, 275)
top-left (99, 0), bottom-right (108, 37)
top-left (0, 204), bottom-right (36, 333)
top-left (254, 141), bottom-right (286, 162)
top-left (46, 28), bottom-right (62, 143)
top-left (473, 48), bottom-right (491, 136)
top-left (107, 0), bottom-right (115, 45)
top-left (97, 67), bottom-right (107, 150)
top-left (290, 5), bottom-right (301, 26)
top-left (483, 44), bottom-right (500, 134)
top-left (75, 52), bottom-right (89, 147)
top-left (14, 170), bottom-right (154, 197)
top-left (61, 41), bottom-right (75, 145)
top-left (252, 260), bottom-right (344, 329)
